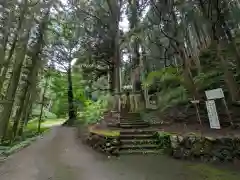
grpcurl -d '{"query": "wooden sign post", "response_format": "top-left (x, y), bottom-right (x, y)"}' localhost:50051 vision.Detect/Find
top-left (205, 88), bottom-right (232, 129)
top-left (190, 100), bottom-right (202, 126)
top-left (205, 100), bottom-right (221, 129)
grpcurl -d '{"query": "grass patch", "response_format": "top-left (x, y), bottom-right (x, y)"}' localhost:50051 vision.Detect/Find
top-left (1, 137), bottom-right (38, 156)
top-left (1, 118), bottom-right (65, 156)
top-left (27, 118), bottom-right (65, 128)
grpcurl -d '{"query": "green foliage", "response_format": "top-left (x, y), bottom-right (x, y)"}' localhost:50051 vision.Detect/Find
top-left (51, 98), bottom-right (68, 118)
top-left (158, 86), bottom-right (188, 112)
top-left (77, 95), bottom-right (109, 124)
top-left (144, 67), bottom-right (187, 111)
top-left (1, 137), bottom-right (38, 156)
top-left (32, 105), bottom-right (57, 119)
top-left (156, 132), bottom-right (172, 151)
top-left (193, 71), bottom-right (224, 91)
top-left (144, 38), bottom-right (240, 112)
top-left (0, 119), bottom-right (64, 156)
top-left (89, 126), bottom-right (120, 137)
top-left (0, 118), bottom-right (62, 154)
top-left (49, 70), bottom-right (86, 117)
top-left (144, 67), bottom-right (183, 90)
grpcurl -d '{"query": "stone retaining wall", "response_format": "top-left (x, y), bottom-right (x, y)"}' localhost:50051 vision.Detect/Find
top-left (86, 132), bottom-right (120, 155)
top-left (156, 132), bottom-right (240, 162)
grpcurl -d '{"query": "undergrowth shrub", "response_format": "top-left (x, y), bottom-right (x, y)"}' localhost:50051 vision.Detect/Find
top-left (31, 105), bottom-right (57, 119)
top-left (77, 94), bottom-right (109, 124)
top-left (144, 64), bottom-right (226, 112)
top-left (144, 67), bottom-right (188, 111)
top-left (157, 86), bottom-right (188, 112)
top-left (194, 71), bottom-right (224, 91)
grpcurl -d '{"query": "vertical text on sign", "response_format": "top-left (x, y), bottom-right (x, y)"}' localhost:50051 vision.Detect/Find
top-left (205, 100), bottom-right (221, 129)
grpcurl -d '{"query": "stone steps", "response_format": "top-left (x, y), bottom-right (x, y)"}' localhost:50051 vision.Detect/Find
top-left (120, 128), bottom-right (157, 134)
top-left (105, 111), bottom-right (160, 155)
top-left (120, 139), bottom-right (159, 145)
top-left (120, 144), bottom-right (159, 150)
top-left (120, 117), bottom-right (142, 121)
top-left (120, 121), bottom-right (148, 125)
top-left (119, 123), bottom-right (149, 128)
top-left (120, 119), bottom-right (145, 122)
top-left (107, 122), bottom-right (150, 128)
top-left (118, 149), bottom-right (162, 155)
top-left (120, 133), bottom-right (155, 139)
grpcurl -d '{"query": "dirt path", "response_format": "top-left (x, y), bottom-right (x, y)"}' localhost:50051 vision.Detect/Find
top-left (0, 127), bottom-right (239, 180)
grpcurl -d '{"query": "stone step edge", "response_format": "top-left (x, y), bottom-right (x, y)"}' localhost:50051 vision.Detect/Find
top-left (120, 130), bottom-right (157, 134)
top-left (118, 149), bottom-right (163, 154)
top-left (120, 144), bottom-right (160, 149)
top-left (120, 135), bottom-right (155, 139)
top-left (120, 139), bottom-right (159, 143)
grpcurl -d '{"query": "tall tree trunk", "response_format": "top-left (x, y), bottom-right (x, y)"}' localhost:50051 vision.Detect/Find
top-left (107, 0), bottom-right (121, 111)
top-left (199, 0), bottom-right (240, 70)
top-left (38, 76), bottom-right (49, 133)
top-left (0, 27), bottom-right (31, 139)
top-left (178, 45), bottom-right (199, 99)
top-left (0, 0), bottom-right (28, 92)
top-left (11, 62), bottom-right (39, 139)
top-left (193, 21), bottom-right (203, 48)
top-left (186, 28), bottom-right (201, 74)
top-left (0, 0), bottom-right (10, 68)
top-left (216, 42), bottom-right (239, 101)
top-left (211, 13), bottom-right (239, 101)
top-left (64, 62), bottom-right (76, 126)
top-left (11, 1), bottom-right (49, 138)
top-left (213, 0), bottom-right (240, 70)
top-left (128, 0), bottom-right (140, 92)
top-left (18, 93), bottom-right (31, 137)
top-left (109, 66), bottom-right (115, 93)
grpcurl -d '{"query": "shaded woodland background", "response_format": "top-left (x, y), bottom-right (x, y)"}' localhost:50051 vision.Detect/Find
top-left (1, 0), bottom-right (240, 145)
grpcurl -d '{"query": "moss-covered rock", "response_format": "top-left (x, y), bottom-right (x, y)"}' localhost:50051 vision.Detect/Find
top-left (85, 130), bottom-right (120, 156)
top-left (156, 131), bottom-right (240, 162)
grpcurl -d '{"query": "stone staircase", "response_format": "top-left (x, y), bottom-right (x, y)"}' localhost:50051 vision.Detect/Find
top-left (108, 112), bottom-right (161, 155)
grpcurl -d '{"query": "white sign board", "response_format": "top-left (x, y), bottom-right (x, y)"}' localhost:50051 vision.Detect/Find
top-left (205, 88), bottom-right (224, 100)
top-left (205, 100), bottom-right (221, 129)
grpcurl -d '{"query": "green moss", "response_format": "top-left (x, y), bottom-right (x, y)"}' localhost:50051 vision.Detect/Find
top-left (155, 131), bottom-right (172, 151)
top-left (1, 136), bottom-right (38, 156)
top-left (89, 128), bottom-right (120, 137)
top-left (188, 164), bottom-right (240, 180)
top-left (157, 131), bottom-right (176, 136)
top-left (186, 132), bottom-right (201, 136)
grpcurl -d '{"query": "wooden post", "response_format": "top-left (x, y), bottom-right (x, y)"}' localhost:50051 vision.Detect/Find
top-left (222, 98), bottom-right (233, 126)
top-left (191, 100), bottom-right (202, 126)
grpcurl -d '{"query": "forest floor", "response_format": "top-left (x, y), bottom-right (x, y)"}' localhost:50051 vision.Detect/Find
top-left (0, 127), bottom-right (239, 180)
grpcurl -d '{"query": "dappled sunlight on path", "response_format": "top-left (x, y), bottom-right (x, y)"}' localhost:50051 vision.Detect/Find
top-left (41, 119), bottom-right (66, 127)
top-left (0, 127), bottom-right (239, 180)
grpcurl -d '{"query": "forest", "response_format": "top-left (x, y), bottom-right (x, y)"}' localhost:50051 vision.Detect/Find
top-left (0, 0), bottom-right (240, 151)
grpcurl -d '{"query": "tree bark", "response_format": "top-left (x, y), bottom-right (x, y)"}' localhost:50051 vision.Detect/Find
top-left (178, 45), bottom-right (199, 99)
top-left (38, 76), bottom-right (49, 133)
top-left (0, 0), bottom-right (10, 69)
top-left (18, 93), bottom-right (31, 137)
top-left (0, 0), bottom-right (28, 92)
top-left (0, 28), bottom-right (31, 140)
top-left (216, 41), bottom-right (239, 101)
top-left (65, 63), bottom-right (76, 125)
top-left (128, 0), bottom-right (141, 92)
top-left (107, 0), bottom-right (121, 111)
top-left (11, 62), bottom-right (39, 139)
